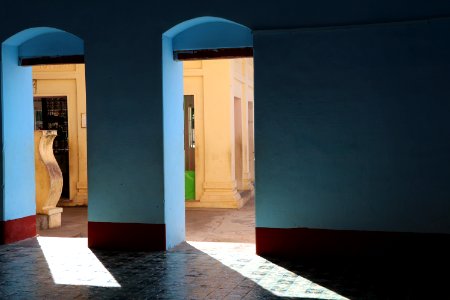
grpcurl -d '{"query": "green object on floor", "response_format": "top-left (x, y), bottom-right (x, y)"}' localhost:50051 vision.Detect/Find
top-left (185, 171), bottom-right (195, 201)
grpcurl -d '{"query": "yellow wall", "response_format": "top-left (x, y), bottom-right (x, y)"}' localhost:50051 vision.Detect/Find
top-left (32, 64), bottom-right (88, 206)
top-left (232, 58), bottom-right (254, 191)
top-left (183, 58), bottom-right (254, 208)
top-left (32, 59), bottom-right (253, 209)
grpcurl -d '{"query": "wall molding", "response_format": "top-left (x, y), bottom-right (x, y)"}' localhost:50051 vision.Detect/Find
top-left (256, 227), bottom-right (450, 258)
top-left (20, 55), bottom-right (84, 66)
top-left (174, 47), bottom-right (253, 61)
top-left (0, 215), bottom-right (36, 244)
top-left (88, 222), bottom-right (166, 251)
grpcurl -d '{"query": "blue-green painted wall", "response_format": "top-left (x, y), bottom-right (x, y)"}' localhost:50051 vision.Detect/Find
top-left (162, 34), bottom-right (185, 248)
top-left (0, 1), bottom-right (449, 242)
top-left (1, 45), bottom-right (35, 221)
top-left (254, 21), bottom-right (450, 233)
top-left (1, 27), bottom-right (84, 221)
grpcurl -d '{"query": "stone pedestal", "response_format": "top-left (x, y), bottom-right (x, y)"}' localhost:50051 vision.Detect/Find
top-left (35, 130), bottom-right (63, 229)
top-left (37, 207), bottom-right (63, 230)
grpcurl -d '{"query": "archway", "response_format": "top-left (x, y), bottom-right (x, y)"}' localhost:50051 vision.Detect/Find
top-left (1, 27), bottom-right (85, 243)
top-left (162, 17), bottom-right (253, 248)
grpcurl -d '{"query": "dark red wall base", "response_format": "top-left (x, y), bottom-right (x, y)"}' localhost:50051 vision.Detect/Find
top-left (0, 215), bottom-right (36, 244)
top-left (256, 227), bottom-right (450, 258)
top-left (88, 222), bottom-right (166, 251)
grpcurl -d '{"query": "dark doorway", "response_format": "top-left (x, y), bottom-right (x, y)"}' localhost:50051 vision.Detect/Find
top-left (184, 95), bottom-right (195, 200)
top-left (34, 96), bottom-right (70, 199)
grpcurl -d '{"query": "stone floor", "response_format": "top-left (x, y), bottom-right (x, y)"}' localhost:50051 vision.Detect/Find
top-left (1, 236), bottom-right (448, 299)
top-left (2, 196), bottom-right (447, 299)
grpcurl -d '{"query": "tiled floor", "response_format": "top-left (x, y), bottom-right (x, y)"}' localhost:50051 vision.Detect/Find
top-left (4, 196), bottom-right (448, 299)
top-left (0, 238), bottom-right (352, 299)
top-left (1, 236), bottom-right (447, 299)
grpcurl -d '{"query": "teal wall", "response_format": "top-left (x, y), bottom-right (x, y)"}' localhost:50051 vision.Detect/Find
top-left (1, 44), bottom-right (35, 221)
top-left (254, 21), bottom-right (450, 233)
top-left (172, 21), bottom-right (252, 51)
top-left (0, 1), bottom-right (449, 243)
top-left (163, 17), bottom-right (252, 247)
top-left (19, 32), bottom-right (84, 58)
top-left (162, 34), bottom-right (185, 248)
top-left (1, 28), bottom-right (84, 221)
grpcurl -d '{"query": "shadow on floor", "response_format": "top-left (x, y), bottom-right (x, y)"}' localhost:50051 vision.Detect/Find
top-left (3, 236), bottom-right (448, 298)
top-left (3, 237), bottom-right (329, 299)
top-left (33, 197), bottom-right (450, 298)
top-left (263, 253), bottom-right (450, 299)
top-left (91, 242), bottom-right (282, 299)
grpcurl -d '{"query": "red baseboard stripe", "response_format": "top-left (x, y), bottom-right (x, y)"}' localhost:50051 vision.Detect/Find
top-left (256, 227), bottom-right (450, 258)
top-left (88, 222), bottom-right (166, 251)
top-left (0, 215), bottom-right (36, 244)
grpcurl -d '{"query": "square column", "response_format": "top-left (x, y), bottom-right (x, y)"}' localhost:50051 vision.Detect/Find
top-left (197, 60), bottom-right (243, 208)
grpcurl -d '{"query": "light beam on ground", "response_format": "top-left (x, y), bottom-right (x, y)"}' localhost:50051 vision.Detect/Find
top-left (188, 241), bottom-right (348, 299)
top-left (37, 237), bottom-right (121, 287)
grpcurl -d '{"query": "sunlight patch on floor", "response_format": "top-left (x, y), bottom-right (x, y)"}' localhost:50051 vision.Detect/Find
top-left (187, 241), bottom-right (348, 299)
top-left (37, 237), bottom-right (121, 287)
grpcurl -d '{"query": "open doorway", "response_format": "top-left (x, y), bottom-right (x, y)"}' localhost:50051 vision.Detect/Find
top-left (32, 64), bottom-right (88, 238)
top-left (1, 28), bottom-right (88, 242)
top-left (162, 17), bottom-right (254, 248)
top-left (181, 58), bottom-right (255, 243)
top-left (34, 96), bottom-right (70, 199)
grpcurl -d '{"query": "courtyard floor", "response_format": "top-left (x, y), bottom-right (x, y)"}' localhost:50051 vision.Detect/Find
top-left (38, 191), bottom-right (255, 243)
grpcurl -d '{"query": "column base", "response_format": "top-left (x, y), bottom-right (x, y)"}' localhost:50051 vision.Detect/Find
top-left (186, 198), bottom-right (245, 209)
top-left (192, 181), bottom-right (245, 208)
top-left (241, 179), bottom-right (254, 191)
top-left (75, 182), bottom-right (88, 206)
top-left (37, 207), bottom-right (63, 229)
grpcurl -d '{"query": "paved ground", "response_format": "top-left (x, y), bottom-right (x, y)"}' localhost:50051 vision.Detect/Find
top-left (1, 236), bottom-right (448, 299)
top-left (38, 207), bottom-right (88, 238)
top-left (4, 195), bottom-right (447, 299)
top-left (185, 191), bottom-right (255, 243)
top-left (0, 236), bottom-right (352, 300)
